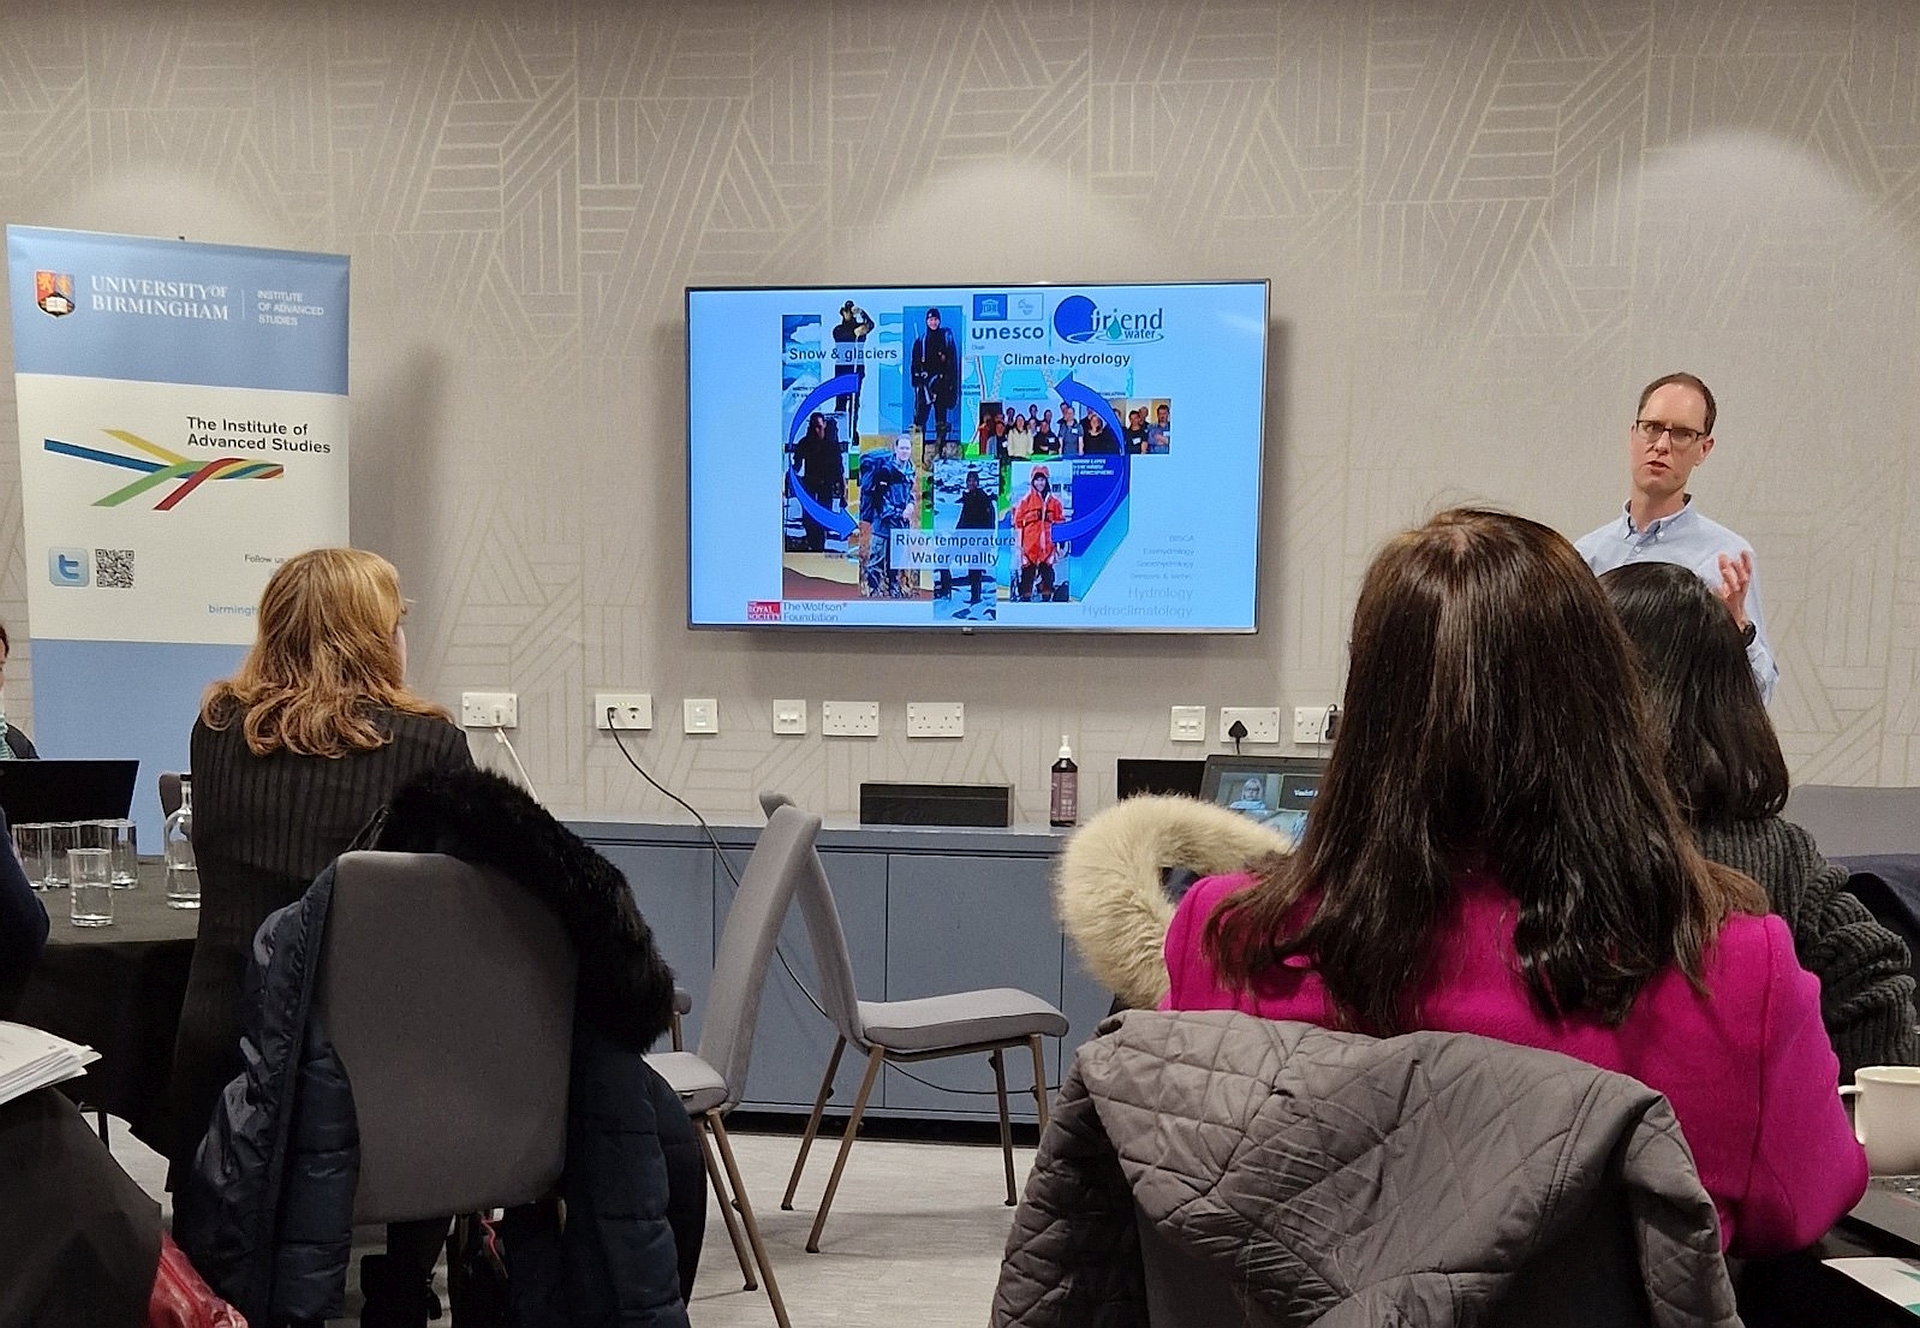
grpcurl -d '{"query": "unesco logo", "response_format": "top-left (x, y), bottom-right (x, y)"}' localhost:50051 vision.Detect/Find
top-left (1052, 294), bottom-right (1166, 344)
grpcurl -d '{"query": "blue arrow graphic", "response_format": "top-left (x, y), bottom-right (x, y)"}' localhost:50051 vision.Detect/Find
top-left (1049, 374), bottom-right (1130, 542)
top-left (785, 465), bottom-right (858, 535)
top-left (1053, 373), bottom-right (1125, 440)
top-left (787, 372), bottom-right (863, 445)
top-left (782, 371), bottom-right (865, 535)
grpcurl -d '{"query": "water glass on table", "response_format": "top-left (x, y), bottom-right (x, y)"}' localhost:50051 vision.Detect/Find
top-left (13, 822), bottom-right (50, 890)
top-left (105, 819), bottom-right (138, 887)
top-left (68, 846), bottom-right (113, 927)
top-left (42, 823), bottom-right (76, 889)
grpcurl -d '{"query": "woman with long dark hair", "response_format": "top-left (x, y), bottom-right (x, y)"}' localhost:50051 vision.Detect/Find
top-left (1603, 560), bottom-right (1917, 1080)
top-left (1162, 509), bottom-right (1863, 1256)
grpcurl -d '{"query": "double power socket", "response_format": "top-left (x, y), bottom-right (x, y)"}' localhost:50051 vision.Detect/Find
top-left (1167, 705), bottom-right (1334, 745)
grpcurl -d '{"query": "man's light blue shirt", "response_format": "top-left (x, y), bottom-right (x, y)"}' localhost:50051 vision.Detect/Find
top-left (1576, 498), bottom-right (1778, 704)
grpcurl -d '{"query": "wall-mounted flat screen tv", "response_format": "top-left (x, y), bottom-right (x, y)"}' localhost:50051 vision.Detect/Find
top-left (686, 280), bottom-right (1268, 632)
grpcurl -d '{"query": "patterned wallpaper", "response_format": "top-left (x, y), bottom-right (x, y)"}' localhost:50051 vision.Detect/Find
top-left (2, 0), bottom-right (1917, 823)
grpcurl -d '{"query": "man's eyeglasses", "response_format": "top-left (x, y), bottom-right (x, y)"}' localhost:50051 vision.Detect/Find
top-left (1633, 419), bottom-right (1705, 448)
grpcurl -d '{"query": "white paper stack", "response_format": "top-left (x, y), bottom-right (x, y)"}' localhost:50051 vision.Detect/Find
top-left (1825, 1257), bottom-right (1920, 1315)
top-left (0, 1021), bottom-right (100, 1108)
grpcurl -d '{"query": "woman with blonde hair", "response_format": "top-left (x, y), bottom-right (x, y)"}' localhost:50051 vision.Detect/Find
top-left (169, 549), bottom-right (470, 1187)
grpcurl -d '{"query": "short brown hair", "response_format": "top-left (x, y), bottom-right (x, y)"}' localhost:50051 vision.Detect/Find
top-left (1637, 372), bottom-right (1716, 435)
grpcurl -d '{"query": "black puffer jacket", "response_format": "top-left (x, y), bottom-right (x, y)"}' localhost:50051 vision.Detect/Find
top-left (175, 766), bottom-right (692, 1326)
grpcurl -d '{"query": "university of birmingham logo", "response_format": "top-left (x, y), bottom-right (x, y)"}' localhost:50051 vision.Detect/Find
top-left (36, 271), bottom-right (75, 317)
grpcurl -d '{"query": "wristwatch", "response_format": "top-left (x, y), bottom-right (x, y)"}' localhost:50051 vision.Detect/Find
top-left (1740, 621), bottom-right (1758, 648)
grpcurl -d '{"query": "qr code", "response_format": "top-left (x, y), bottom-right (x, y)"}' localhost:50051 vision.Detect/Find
top-left (95, 548), bottom-right (134, 589)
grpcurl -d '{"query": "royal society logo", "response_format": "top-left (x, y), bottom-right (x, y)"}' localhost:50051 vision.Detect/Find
top-left (45, 429), bottom-right (284, 510)
top-left (35, 271), bottom-right (75, 317)
top-left (1051, 293), bottom-right (1166, 344)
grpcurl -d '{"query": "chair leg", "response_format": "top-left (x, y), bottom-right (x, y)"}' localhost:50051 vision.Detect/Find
top-left (990, 1048), bottom-right (1017, 1206)
top-left (806, 1044), bottom-right (884, 1254)
top-left (670, 1009), bottom-right (685, 1052)
top-left (697, 1114), bottom-right (757, 1291)
top-left (708, 1110), bottom-right (793, 1328)
top-left (1028, 1033), bottom-right (1051, 1129)
top-left (782, 1034), bottom-right (847, 1210)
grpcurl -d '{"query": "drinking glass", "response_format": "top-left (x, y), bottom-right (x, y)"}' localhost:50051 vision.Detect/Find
top-left (42, 823), bottom-right (76, 889)
top-left (107, 819), bottom-right (138, 888)
top-left (13, 822), bottom-right (50, 890)
top-left (68, 847), bottom-right (113, 927)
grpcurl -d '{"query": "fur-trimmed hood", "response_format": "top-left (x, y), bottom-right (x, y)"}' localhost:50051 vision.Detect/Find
top-left (1054, 796), bottom-right (1291, 1009)
top-left (362, 765), bottom-right (677, 1051)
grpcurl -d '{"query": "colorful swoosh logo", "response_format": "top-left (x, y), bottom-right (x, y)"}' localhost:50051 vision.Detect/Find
top-left (44, 430), bottom-right (284, 510)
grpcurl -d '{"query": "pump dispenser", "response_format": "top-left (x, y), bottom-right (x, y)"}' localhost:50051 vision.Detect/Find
top-left (1050, 736), bottom-right (1079, 827)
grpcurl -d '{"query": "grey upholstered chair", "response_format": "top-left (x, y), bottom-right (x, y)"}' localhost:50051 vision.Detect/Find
top-left (1782, 784), bottom-right (1920, 857)
top-left (759, 792), bottom-right (1071, 1253)
top-left (670, 984), bottom-right (693, 1051)
top-left (646, 803), bottom-right (821, 1328)
top-left (313, 851), bottom-right (577, 1224)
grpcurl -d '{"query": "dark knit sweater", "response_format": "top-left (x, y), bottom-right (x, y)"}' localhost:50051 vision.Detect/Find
top-left (1695, 816), bottom-right (1919, 1082)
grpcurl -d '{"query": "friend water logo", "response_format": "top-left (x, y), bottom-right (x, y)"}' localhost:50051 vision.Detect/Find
top-left (1051, 293), bottom-right (1166, 344)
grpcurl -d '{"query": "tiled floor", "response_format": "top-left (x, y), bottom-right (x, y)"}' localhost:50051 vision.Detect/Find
top-left (114, 1117), bottom-right (1023, 1326)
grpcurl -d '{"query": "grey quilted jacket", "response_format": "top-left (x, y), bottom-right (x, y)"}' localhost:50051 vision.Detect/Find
top-left (993, 1011), bottom-right (1742, 1328)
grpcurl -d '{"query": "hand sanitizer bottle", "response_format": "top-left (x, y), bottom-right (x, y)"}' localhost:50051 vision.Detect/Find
top-left (1050, 736), bottom-right (1078, 828)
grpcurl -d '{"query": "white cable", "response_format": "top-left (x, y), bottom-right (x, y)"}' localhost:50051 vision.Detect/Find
top-left (491, 726), bottom-right (540, 802)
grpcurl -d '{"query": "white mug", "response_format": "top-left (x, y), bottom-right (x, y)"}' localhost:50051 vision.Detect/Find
top-left (1841, 1066), bottom-right (1920, 1174)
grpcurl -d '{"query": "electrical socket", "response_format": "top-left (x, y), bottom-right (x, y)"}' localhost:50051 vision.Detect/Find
top-left (772, 699), bottom-right (807, 735)
top-left (1294, 705), bottom-right (1333, 745)
top-left (906, 701), bottom-right (964, 738)
top-left (594, 693), bottom-right (653, 731)
top-left (1169, 705), bottom-right (1207, 742)
top-left (821, 700), bottom-right (880, 736)
top-left (1219, 706), bottom-right (1281, 744)
top-left (460, 691), bottom-right (518, 729)
top-left (683, 698), bottom-right (719, 734)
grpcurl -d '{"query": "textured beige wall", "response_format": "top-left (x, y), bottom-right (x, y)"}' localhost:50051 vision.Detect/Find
top-left (2, 0), bottom-right (1917, 822)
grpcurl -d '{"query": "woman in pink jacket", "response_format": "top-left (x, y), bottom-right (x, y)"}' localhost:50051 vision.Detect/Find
top-left (1163, 508), bottom-right (1865, 1257)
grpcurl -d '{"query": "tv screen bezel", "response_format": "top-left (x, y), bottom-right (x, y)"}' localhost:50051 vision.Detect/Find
top-left (683, 278), bottom-right (1271, 635)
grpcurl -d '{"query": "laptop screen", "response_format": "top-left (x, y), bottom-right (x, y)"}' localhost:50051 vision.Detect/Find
top-left (1201, 755), bottom-right (1326, 845)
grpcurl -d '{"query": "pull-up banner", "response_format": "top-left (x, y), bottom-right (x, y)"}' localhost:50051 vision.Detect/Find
top-left (6, 226), bottom-right (349, 840)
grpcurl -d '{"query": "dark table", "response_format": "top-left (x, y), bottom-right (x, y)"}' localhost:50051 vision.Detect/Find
top-left (13, 863), bottom-right (198, 1153)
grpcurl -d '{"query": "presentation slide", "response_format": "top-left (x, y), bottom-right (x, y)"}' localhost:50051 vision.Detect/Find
top-left (686, 281), bottom-right (1267, 632)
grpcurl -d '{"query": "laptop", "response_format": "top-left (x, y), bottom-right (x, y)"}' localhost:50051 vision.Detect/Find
top-left (1116, 758), bottom-right (1206, 801)
top-left (1200, 754), bottom-right (1327, 844)
top-left (0, 759), bottom-right (139, 825)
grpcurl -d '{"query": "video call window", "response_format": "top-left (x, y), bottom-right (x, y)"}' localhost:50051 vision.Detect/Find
top-left (1207, 760), bottom-right (1323, 846)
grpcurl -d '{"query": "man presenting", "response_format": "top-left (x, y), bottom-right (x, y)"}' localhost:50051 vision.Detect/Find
top-left (1576, 371), bottom-right (1778, 702)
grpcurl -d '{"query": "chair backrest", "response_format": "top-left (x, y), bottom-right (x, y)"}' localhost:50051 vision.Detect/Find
top-left (158, 771), bottom-right (183, 819)
top-left (1783, 784), bottom-right (1920, 857)
top-left (698, 804), bottom-right (823, 1106)
top-left (314, 850), bottom-right (577, 1224)
top-left (759, 791), bottom-right (866, 1045)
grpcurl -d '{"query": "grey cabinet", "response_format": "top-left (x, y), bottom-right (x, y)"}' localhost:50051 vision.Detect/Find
top-left (573, 818), bottom-right (1105, 1124)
